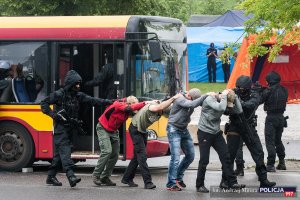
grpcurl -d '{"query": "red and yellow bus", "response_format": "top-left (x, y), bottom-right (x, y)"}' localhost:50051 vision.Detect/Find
top-left (0, 16), bottom-right (188, 171)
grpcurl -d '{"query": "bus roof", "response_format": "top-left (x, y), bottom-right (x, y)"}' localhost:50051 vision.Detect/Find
top-left (0, 16), bottom-right (132, 40)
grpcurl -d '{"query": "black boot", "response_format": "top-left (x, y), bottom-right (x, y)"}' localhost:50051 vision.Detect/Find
top-left (68, 175), bottom-right (81, 187)
top-left (234, 164), bottom-right (244, 176)
top-left (46, 175), bottom-right (62, 186)
top-left (276, 160), bottom-right (286, 170)
top-left (260, 179), bottom-right (276, 187)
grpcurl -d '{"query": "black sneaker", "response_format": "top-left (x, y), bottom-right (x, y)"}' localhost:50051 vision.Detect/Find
top-left (230, 183), bottom-right (246, 189)
top-left (100, 177), bottom-right (116, 186)
top-left (197, 186), bottom-right (209, 193)
top-left (234, 168), bottom-right (244, 176)
top-left (176, 180), bottom-right (186, 188)
top-left (144, 182), bottom-right (156, 189)
top-left (219, 180), bottom-right (229, 189)
top-left (121, 179), bottom-right (138, 187)
top-left (46, 176), bottom-right (62, 186)
top-left (266, 165), bottom-right (276, 172)
top-left (167, 185), bottom-right (182, 191)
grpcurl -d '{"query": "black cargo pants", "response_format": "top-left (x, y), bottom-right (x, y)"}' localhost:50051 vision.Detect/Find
top-left (48, 129), bottom-right (75, 178)
top-left (265, 113), bottom-right (286, 166)
top-left (226, 126), bottom-right (267, 182)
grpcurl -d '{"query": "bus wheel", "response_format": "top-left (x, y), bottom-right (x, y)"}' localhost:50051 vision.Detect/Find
top-left (0, 122), bottom-right (35, 171)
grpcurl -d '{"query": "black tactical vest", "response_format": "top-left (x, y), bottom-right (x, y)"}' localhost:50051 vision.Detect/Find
top-left (264, 84), bottom-right (288, 113)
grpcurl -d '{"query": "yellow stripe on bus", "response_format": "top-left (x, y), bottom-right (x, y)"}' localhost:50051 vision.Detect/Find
top-left (0, 105), bottom-right (53, 131)
top-left (0, 16), bottom-right (131, 28)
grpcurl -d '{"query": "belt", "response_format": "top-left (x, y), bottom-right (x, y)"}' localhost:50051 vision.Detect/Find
top-left (226, 131), bottom-right (240, 136)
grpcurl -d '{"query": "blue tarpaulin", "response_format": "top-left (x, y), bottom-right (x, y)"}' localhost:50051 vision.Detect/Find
top-left (187, 26), bottom-right (245, 82)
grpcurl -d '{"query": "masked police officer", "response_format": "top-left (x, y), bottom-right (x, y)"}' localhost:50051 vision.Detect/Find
top-left (41, 70), bottom-right (112, 187)
top-left (260, 71), bottom-right (288, 172)
top-left (222, 75), bottom-right (276, 188)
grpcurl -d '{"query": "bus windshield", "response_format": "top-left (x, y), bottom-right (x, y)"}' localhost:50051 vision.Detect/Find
top-left (132, 18), bottom-right (187, 100)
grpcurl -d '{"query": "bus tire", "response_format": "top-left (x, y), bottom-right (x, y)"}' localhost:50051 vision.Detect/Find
top-left (0, 121), bottom-right (35, 171)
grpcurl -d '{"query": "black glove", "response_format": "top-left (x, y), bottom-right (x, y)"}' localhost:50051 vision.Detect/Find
top-left (52, 113), bottom-right (64, 122)
top-left (252, 81), bottom-right (266, 93)
top-left (104, 99), bottom-right (113, 105)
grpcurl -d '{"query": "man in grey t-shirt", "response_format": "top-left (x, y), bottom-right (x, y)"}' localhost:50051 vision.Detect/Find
top-left (196, 89), bottom-right (245, 193)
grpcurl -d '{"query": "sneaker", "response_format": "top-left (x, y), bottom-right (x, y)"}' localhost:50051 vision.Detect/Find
top-left (234, 168), bottom-right (244, 176)
top-left (167, 185), bottom-right (182, 191)
top-left (196, 186), bottom-right (209, 193)
top-left (92, 175), bottom-right (101, 186)
top-left (219, 180), bottom-right (229, 189)
top-left (46, 176), bottom-right (62, 186)
top-left (144, 182), bottom-right (156, 189)
top-left (176, 180), bottom-right (186, 188)
top-left (230, 183), bottom-right (246, 189)
top-left (100, 177), bottom-right (116, 186)
top-left (121, 179), bottom-right (138, 187)
top-left (266, 165), bottom-right (276, 172)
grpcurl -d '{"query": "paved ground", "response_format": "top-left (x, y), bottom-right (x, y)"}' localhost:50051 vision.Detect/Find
top-left (185, 103), bottom-right (300, 171)
top-left (1, 167), bottom-right (299, 200)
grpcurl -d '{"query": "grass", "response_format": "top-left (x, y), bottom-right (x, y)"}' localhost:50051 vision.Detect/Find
top-left (188, 82), bottom-right (227, 94)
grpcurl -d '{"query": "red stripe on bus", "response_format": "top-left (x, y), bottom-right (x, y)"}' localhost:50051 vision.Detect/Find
top-left (0, 27), bottom-right (126, 39)
top-left (0, 108), bottom-right (41, 112)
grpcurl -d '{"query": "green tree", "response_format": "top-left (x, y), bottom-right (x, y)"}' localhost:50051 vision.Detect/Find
top-left (0, 0), bottom-right (239, 23)
top-left (238, 0), bottom-right (300, 61)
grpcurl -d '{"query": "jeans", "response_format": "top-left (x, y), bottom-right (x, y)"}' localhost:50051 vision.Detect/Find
top-left (166, 125), bottom-right (195, 187)
top-left (93, 123), bottom-right (120, 178)
top-left (122, 124), bottom-right (152, 185)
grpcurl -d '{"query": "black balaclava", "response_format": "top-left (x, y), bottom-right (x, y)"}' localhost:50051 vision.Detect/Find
top-left (236, 75), bottom-right (252, 100)
top-left (265, 71), bottom-right (281, 87)
top-left (210, 43), bottom-right (214, 48)
top-left (64, 70), bottom-right (82, 93)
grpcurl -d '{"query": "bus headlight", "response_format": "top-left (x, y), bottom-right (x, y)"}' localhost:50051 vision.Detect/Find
top-left (147, 129), bottom-right (157, 140)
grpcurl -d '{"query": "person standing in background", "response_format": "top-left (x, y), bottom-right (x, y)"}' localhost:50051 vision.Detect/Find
top-left (220, 47), bottom-right (230, 83)
top-left (206, 43), bottom-right (218, 83)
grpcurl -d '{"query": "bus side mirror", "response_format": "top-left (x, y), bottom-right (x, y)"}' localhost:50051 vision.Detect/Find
top-left (149, 41), bottom-right (161, 62)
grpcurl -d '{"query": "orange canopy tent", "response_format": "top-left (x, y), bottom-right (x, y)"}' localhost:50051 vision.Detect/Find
top-left (227, 36), bottom-right (300, 104)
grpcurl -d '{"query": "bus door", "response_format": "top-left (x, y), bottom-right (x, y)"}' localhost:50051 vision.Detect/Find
top-left (57, 43), bottom-right (126, 158)
top-left (57, 43), bottom-right (95, 157)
